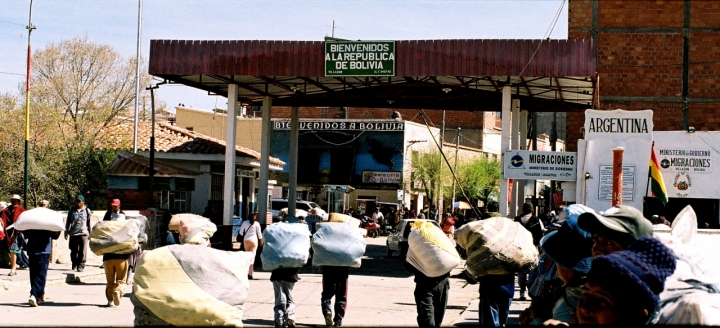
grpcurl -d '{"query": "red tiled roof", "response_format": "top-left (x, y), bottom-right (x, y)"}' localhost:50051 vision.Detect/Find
top-left (101, 121), bottom-right (285, 166)
top-left (106, 151), bottom-right (201, 177)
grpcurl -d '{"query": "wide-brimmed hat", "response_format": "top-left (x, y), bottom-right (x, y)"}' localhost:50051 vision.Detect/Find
top-left (578, 205), bottom-right (653, 239)
top-left (541, 205), bottom-right (594, 273)
top-left (10, 194), bottom-right (21, 201)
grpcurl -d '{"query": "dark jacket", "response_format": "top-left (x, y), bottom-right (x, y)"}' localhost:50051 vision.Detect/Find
top-left (270, 267), bottom-right (301, 283)
top-left (24, 230), bottom-right (61, 255)
top-left (404, 262), bottom-right (450, 285)
top-left (65, 206), bottom-right (92, 237)
top-left (515, 214), bottom-right (544, 245)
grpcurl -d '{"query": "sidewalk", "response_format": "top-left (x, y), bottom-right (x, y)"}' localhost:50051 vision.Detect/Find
top-left (0, 261), bottom-right (106, 292)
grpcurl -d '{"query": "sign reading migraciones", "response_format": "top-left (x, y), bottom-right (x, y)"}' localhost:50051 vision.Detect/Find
top-left (658, 148), bottom-right (712, 173)
top-left (325, 41), bottom-right (395, 77)
top-left (598, 165), bottom-right (635, 201)
top-left (503, 150), bottom-right (577, 181)
top-left (274, 120), bottom-right (404, 131)
top-left (362, 171), bottom-right (401, 184)
top-left (584, 109), bottom-right (653, 139)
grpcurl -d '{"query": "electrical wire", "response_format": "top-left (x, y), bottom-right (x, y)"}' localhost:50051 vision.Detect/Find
top-left (416, 108), bottom-right (483, 219)
top-left (517, 0), bottom-right (567, 77)
top-left (308, 130), bottom-right (365, 146)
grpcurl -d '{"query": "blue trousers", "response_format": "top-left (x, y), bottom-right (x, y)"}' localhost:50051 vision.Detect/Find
top-left (321, 277), bottom-right (347, 324)
top-left (478, 275), bottom-right (515, 327)
top-left (29, 254), bottom-right (49, 301)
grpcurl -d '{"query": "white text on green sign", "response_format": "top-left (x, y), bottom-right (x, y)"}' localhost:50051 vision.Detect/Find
top-left (325, 41), bottom-right (395, 77)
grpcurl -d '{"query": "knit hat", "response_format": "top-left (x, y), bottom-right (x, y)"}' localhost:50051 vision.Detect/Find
top-left (75, 194), bottom-right (85, 202)
top-left (587, 237), bottom-right (676, 310)
top-left (578, 205), bottom-right (653, 239)
top-left (541, 205), bottom-right (594, 273)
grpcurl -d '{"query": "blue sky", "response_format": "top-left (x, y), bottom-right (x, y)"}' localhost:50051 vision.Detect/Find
top-left (0, 0), bottom-right (568, 112)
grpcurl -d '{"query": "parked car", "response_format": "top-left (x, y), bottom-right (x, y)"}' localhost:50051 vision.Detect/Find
top-left (386, 218), bottom-right (440, 257)
top-left (271, 199), bottom-right (328, 221)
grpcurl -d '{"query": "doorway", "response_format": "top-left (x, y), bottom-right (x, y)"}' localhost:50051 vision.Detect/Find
top-left (644, 197), bottom-right (719, 228)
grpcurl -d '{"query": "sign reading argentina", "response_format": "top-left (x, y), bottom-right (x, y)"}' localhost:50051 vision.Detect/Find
top-left (503, 150), bottom-right (577, 181)
top-left (325, 41), bottom-right (395, 77)
top-left (584, 109), bottom-right (653, 140)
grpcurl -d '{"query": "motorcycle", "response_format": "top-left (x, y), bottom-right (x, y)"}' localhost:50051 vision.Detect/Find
top-left (361, 216), bottom-right (381, 238)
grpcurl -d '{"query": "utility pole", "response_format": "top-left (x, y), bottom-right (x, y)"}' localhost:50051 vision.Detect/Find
top-left (146, 84), bottom-right (159, 208)
top-left (451, 127), bottom-right (461, 208)
top-left (23, 0), bottom-right (36, 208)
top-left (133, 0), bottom-right (143, 153)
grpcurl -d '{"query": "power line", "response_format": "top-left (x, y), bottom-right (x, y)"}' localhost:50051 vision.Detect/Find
top-left (517, 0), bottom-right (567, 77)
top-left (0, 71), bottom-right (24, 76)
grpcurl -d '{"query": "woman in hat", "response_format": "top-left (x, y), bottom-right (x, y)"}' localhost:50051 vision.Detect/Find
top-left (1, 195), bottom-right (25, 276)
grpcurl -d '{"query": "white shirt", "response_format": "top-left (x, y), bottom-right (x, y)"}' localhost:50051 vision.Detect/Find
top-left (372, 211), bottom-right (384, 222)
top-left (239, 220), bottom-right (262, 242)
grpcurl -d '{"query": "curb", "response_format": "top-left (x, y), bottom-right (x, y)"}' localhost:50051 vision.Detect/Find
top-left (0, 271), bottom-right (106, 292)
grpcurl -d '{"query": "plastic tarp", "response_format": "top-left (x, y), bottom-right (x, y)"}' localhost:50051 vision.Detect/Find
top-left (327, 213), bottom-right (361, 227)
top-left (131, 244), bottom-right (252, 327)
top-left (455, 217), bottom-right (538, 277)
top-left (261, 223), bottom-right (311, 271)
top-left (178, 216), bottom-right (217, 246)
top-left (89, 220), bottom-right (141, 255)
top-left (14, 207), bottom-right (64, 231)
top-left (312, 222), bottom-right (366, 268)
top-left (127, 215), bottom-right (149, 244)
top-left (406, 221), bottom-right (461, 277)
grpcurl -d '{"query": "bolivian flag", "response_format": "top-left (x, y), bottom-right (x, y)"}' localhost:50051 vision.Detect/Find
top-left (650, 143), bottom-right (669, 205)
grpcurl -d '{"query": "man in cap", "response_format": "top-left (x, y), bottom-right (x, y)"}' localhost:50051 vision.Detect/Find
top-left (1, 194), bottom-right (25, 276)
top-left (65, 195), bottom-right (92, 272)
top-left (514, 202), bottom-right (543, 300)
top-left (576, 205), bottom-right (653, 258)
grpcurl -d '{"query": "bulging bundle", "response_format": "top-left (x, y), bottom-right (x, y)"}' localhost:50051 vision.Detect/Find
top-left (406, 221), bottom-right (461, 277)
top-left (455, 217), bottom-right (538, 277)
top-left (169, 213), bottom-right (210, 231)
top-left (312, 222), bottom-right (366, 268)
top-left (89, 220), bottom-right (142, 255)
top-left (131, 244), bottom-right (251, 326)
top-left (14, 207), bottom-right (64, 231)
top-left (327, 213), bottom-right (361, 227)
top-left (178, 215), bottom-right (217, 246)
top-left (261, 223), bottom-right (311, 271)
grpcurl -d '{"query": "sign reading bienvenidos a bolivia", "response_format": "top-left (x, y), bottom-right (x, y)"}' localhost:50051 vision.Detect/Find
top-left (325, 41), bottom-right (395, 77)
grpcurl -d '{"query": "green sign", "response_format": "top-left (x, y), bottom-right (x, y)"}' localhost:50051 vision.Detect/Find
top-left (325, 41), bottom-right (395, 77)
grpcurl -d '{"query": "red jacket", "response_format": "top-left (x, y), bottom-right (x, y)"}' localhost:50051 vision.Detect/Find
top-left (0, 205), bottom-right (25, 247)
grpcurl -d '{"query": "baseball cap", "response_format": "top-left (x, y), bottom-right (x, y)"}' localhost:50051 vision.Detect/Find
top-left (111, 199), bottom-right (121, 206)
top-left (541, 205), bottom-right (594, 273)
top-left (10, 194), bottom-right (21, 201)
top-left (75, 194), bottom-right (85, 202)
top-left (522, 203), bottom-right (533, 212)
top-left (577, 205), bottom-right (653, 239)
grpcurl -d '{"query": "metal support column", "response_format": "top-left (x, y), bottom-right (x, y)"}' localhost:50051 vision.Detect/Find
top-left (509, 99), bottom-right (521, 218)
top-left (499, 86), bottom-right (512, 217)
top-left (288, 106), bottom-right (299, 217)
top-left (258, 96), bottom-right (273, 225)
top-left (222, 84), bottom-right (238, 225)
top-left (519, 108), bottom-right (529, 213)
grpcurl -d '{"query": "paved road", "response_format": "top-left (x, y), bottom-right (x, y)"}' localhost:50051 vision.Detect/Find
top-left (0, 236), bottom-right (529, 326)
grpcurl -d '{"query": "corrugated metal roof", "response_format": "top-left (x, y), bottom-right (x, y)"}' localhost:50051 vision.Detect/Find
top-left (100, 121), bottom-right (286, 166)
top-left (106, 151), bottom-right (201, 177)
top-left (148, 39), bottom-right (597, 111)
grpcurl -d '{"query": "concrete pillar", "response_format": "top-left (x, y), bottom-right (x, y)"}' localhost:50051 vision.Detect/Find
top-left (288, 106), bottom-right (299, 217)
top-left (222, 85), bottom-right (238, 225)
top-left (258, 96), bottom-right (272, 225)
top-left (519, 108), bottom-right (529, 214)
top-left (509, 99), bottom-right (521, 218)
top-left (499, 86), bottom-right (512, 217)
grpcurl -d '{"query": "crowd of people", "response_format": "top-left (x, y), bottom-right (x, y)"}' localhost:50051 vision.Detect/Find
top-left (2, 193), bottom-right (716, 327)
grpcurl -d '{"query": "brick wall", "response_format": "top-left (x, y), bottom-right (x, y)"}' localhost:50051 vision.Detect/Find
top-left (566, 0), bottom-right (720, 151)
top-left (107, 189), bottom-right (161, 211)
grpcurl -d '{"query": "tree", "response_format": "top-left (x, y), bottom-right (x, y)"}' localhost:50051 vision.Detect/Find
top-left (0, 38), bottom-right (151, 209)
top-left (449, 155), bottom-right (501, 204)
top-left (410, 150), bottom-right (443, 207)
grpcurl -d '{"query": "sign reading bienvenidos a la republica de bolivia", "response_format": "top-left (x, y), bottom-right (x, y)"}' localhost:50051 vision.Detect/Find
top-left (325, 41), bottom-right (395, 77)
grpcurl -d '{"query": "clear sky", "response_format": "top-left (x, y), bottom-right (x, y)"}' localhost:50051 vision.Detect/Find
top-left (0, 0), bottom-right (568, 112)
